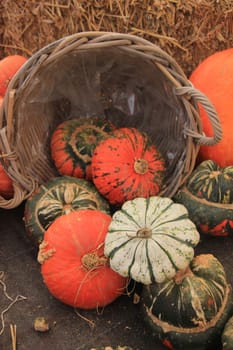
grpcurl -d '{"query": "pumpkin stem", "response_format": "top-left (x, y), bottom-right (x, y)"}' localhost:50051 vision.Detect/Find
top-left (209, 170), bottom-right (221, 178)
top-left (136, 227), bottom-right (152, 238)
top-left (81, 252), bottom-right (108, 271)
top-left (174, 266), bottom-right (193, 284)
top-left (134, 158), bottom-right (148, 174)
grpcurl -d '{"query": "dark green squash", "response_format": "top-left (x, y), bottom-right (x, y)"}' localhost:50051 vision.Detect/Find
top-left (186, 160), bottom-right (233, 204)
top-left (24, 176), bottom-right (111, 245)
top-left (222, 315), bottom-right (233, 350)
top-left (174, 160), bottom-right (233, 237)
top-left (140, 254), bottom-right (233, 350)
top-left (174, 189), bottom-right (233, 237)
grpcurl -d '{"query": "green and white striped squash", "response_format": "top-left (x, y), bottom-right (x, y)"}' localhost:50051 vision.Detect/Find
top-left (186, 160), bottom-right (233, 204)
top-left (222, 315), bottom-right (233, 350)
top-left (140, 254), bottom-right (233, 350)
top-left (104, 196), bottom-right (200, 285)
top-left (24, 176), bottom-right (110, 245)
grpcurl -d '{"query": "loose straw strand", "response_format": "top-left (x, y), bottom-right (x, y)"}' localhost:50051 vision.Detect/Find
top-left (0, 272), bottom-right (27, 338)
top-left (10, 324), bottom-right (17, 350)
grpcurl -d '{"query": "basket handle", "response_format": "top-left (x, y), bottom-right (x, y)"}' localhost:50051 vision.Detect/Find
top-left (175, 85), bottom-right (222, 146)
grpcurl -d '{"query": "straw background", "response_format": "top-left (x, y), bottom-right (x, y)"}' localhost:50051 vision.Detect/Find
top-left (0, 0), bottom-right (232, 76)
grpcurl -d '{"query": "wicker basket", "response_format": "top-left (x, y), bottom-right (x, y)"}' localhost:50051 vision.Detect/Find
top-left (0, 31), bottom-right (222, 209)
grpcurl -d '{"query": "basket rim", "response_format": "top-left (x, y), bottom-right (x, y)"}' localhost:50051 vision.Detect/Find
top-left (0, 31), bottom-right (222, 209)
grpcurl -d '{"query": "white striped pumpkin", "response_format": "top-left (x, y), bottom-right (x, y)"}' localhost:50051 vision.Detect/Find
top-left (104, 196), bottom-right (200, 285)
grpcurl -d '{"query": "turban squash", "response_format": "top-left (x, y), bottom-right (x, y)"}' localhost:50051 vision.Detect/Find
top-left (175, 160), bottom-right (233, 236)
top-left (92, 127), bottom-right (166, 206)
top-left (140, 254), bottom-right (233, 350)
top-left (24, 176), bottom-right (110, 245)
top-left (50, 117), bottom-right (115, 180)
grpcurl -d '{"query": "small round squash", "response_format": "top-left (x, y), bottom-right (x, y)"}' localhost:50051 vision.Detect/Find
top-left (92, 127), bottom-right (166, 206)
top-left (50, 117), bottom-right (115, 180)
top-left (186, 160), bottom-right (233, 204)
top-left (140, 254), bottom-right (233, 350)
top-left (24, 176), bottom-right (110, 245)
top-left (38, 210), bottom-right (128, 309)
top-left (174, 160), bottom-right (233, 237)
top-left (104, 196), bottom-right (200, 285)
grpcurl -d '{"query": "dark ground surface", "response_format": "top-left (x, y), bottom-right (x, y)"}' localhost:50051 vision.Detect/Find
top-left (1, 204), bottom-right (233, 350)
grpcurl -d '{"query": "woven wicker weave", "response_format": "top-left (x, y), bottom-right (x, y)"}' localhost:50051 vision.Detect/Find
top-left (0, 31), bottom-right (222, 209)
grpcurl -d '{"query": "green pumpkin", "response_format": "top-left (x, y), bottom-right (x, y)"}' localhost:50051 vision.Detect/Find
top-left (175, 189), bottom-right (233, 237)
top-left (24, 176), bottom-right (110, 245)
top-left (186, 160), bottom-right (233, 204)
top-left (174, 160), bottom-right (233, 237)
top-left (104, 196), bottom-right (200, 285)
top-left (140, 254), bottom-right (233, 350)
top-left (222, 315), bottom-right (233, 350)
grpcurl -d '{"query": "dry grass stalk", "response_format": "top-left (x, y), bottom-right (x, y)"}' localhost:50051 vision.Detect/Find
top-left (0, 0), bottom-right (232, 75)
top-left (0, 271), bottom-right (27, 337)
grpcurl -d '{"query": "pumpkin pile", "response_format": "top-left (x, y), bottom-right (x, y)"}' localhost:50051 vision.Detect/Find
top-left (22, 109), bottom-right (229, 350)
top-left (2, 48), bottom-right (233, 350)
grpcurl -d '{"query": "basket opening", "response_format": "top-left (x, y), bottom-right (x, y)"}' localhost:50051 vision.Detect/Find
top-left (14, 47), bottom-right (188, 186)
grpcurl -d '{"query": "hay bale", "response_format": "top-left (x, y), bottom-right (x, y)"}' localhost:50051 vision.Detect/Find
top-left (0, 0), bottom-right (232, 76)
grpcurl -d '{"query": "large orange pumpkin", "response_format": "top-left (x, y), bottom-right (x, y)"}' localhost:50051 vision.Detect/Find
top-left (0, 55), bottom-right (27, 97)
top-left (190, 48), bottom-right (233, 167)
top-left (37, 210), bottom-right (128, 309)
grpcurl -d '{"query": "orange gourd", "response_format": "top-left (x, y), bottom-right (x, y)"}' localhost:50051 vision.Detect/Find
top-left (0, 97), bottom-right (14, 198)
top-left (92, 127), bottom-right (166, 206)
top-left (0, 55), bottom-right (27, 97)
top-left (0, 163), bottom-right (14, 199)
top-left (190, 48), bottom-right (233, 167)
top-left (37, 210), bottom-right (128, 309)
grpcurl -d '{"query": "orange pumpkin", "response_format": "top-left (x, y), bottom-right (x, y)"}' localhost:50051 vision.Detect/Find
top-left (0, 55), bottom-right (27, 97)
top-left (38, 210), bottom-right (128, 309)
top-left (92, 127), bottom-right (166, 206)
top-left (190, 48), bottom-right (233, 167)
top-left (0, 163), bottom-right (14, 199)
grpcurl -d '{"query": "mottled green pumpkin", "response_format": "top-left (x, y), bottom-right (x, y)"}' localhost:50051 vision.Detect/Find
top-left (50, 117), bottom-right (115, 180)
top-left (187, 160), bottom-right (233, 204)
top-left (222, 315), bottom-right (233, 350)
top-left (140, 254), bottom-right (233, 350)
top-left (24, 176), bottom-right (110, 245)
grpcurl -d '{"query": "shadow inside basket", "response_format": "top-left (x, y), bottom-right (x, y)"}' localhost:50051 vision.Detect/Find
top-left (14, 47), bottom-right (187, 191)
